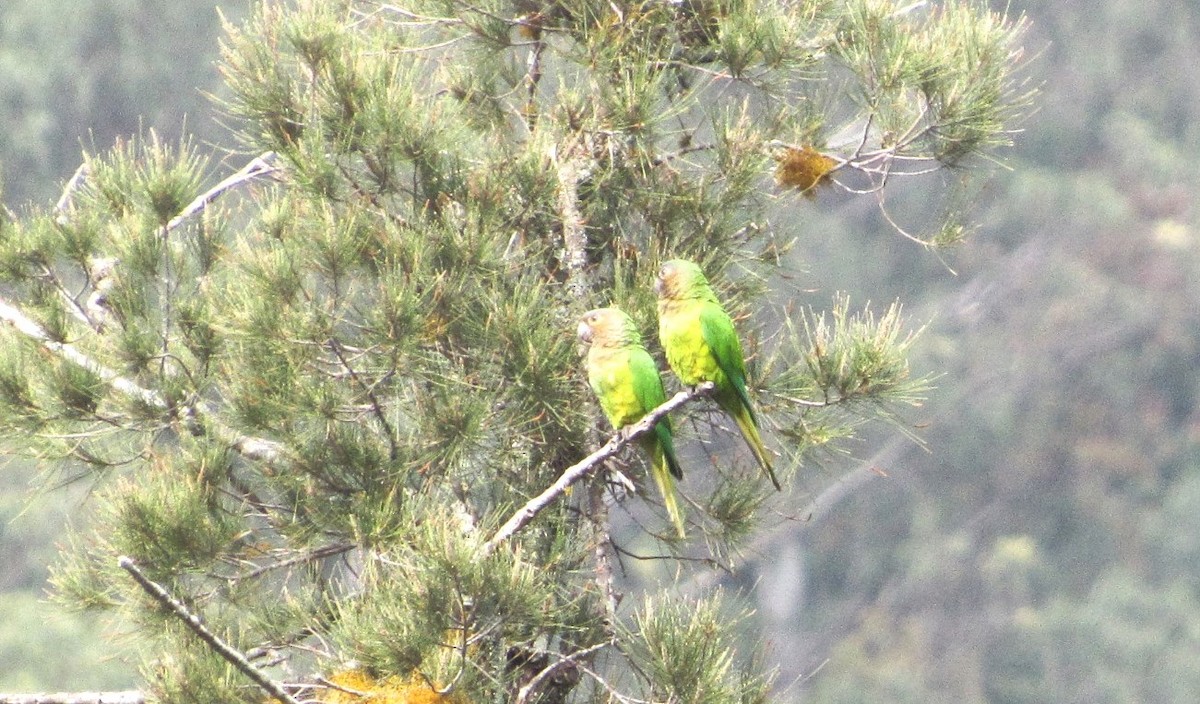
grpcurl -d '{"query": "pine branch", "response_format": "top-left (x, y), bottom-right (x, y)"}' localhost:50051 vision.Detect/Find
top-left (483, 382), bottom-right (714, 554)
top-left (1, 154), bottom-right (286, 463)
top-left (0, 293), bottom-right (285, 464)
top-left (0, 296), bottom-right (167, 410)
top-left (0, 694), bottom-right (144, 704)
top-left (117, 557), bottom-right (302, 704)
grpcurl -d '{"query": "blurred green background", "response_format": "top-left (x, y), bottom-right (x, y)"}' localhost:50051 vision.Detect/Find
top-left (2, 0), bottom-right (1199, 701)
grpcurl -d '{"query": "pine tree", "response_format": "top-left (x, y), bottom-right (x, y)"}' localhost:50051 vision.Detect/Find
top-left (0, 1), bottom-right (1029, 702)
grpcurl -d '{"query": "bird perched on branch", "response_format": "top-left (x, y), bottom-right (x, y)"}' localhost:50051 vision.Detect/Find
top-left (655, 259), bottom-right (781, 490)
top-left (578, 307), bottom-right (686, 537)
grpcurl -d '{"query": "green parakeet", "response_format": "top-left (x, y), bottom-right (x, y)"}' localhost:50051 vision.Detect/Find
top-left (655, 259), bottom-right (781, 490)
top-left (578, 307), bottom-right (686, 537)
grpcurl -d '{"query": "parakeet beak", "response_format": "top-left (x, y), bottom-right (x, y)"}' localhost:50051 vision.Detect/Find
top-left (577, 320), bottom-right (593, 343)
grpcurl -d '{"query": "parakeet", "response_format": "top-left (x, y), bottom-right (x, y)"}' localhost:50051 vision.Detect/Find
top-left (578, 307), bottom-right (686, 537)
top-left (655, 259), bottom-right (781, 490)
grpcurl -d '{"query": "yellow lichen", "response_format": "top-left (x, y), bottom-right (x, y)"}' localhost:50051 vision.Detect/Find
top-left (773, 145), bottom-right (838, 195)
top-left (316, 669), bottom-right (464, 704)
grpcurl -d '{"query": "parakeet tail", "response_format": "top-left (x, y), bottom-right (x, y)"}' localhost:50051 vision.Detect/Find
top-left (650, 444), bottom-right (687, 538)
top-left (732, 407), bottom-right (782, 491)
top-left (664, 444), bottom-right (683, 479)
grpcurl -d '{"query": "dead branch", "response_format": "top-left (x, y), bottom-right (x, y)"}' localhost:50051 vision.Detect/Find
top-left (53, 162), bottom-right (91, 223)
top-left (118, 557), bottom-right (302, 704)
top-left (0, 694), bottom-right (143, 704)
top-left (515, 641), bottom-right (610, 704)
top-left (166, 151), bottom-right (278, 232)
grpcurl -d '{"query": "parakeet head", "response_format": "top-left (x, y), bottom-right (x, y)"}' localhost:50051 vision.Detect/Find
top-left (655, 259), bottom-right (716, 302)
top-left (578, 307), bottom-right (642, 348)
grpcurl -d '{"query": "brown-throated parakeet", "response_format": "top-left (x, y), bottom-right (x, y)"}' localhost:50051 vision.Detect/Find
top-left (655, 259), bottom-right (781, 490)
top-left (578, 307), bottom-right (686, 537)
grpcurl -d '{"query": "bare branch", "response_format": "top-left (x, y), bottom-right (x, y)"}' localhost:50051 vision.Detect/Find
top-left (53, 162), bottom-right (91, 223)
top-left (34, 263), bottom-right (98, 330)
top-left (515, 642), bottom-right (611, 704)
top-left (117, 557), bottom-right (303, 704)
top-left (373, 4), bottom-right (460, 25)
top-left (228, 542), bottom-right (357, 581)
top-left (573, 661), bottom-right (652, 704)
top-left (522, 37), bottom-right (545, 131)
top-left (165, 151), bottom-right (277, 232)
top-left (0, 694), bottom-right (143, 704)
top-left (483, 382), bottom-right (714, 554)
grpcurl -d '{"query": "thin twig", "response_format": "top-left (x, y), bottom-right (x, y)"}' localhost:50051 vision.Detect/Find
top-left (483, 383), bottom-right (714, 553)
top-left (34, 263), bottom-right (96, 329)
top-left (650, 141), bottom-right (717, 167)
top-left (390, 32), bottom-right (474, 53)
top-left (231, 543), bottom-right (357, 581)
top-left (327, 338), bottom-right (400, 461)
top-left (374, 3), bottom-right (460, 25)
top-left (573, 661), bottom-right (651, 704)
top-left (117, 557), bottom-right (302, 704)
top-left (313, 676), bottom-right (369, 698)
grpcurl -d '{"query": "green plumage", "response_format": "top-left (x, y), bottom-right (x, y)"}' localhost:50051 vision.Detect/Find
top-left (578, 307), bottom-right (686, 537)
top-left (655, 259), bottom-right (781, 490)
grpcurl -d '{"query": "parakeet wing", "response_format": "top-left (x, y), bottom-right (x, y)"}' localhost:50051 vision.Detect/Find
top-left (628, 350), bottom-right (669, 426)
top-left (697, 302), bottom-right (757, 425)
top-left (628, 348), bottom-right (683, 479)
